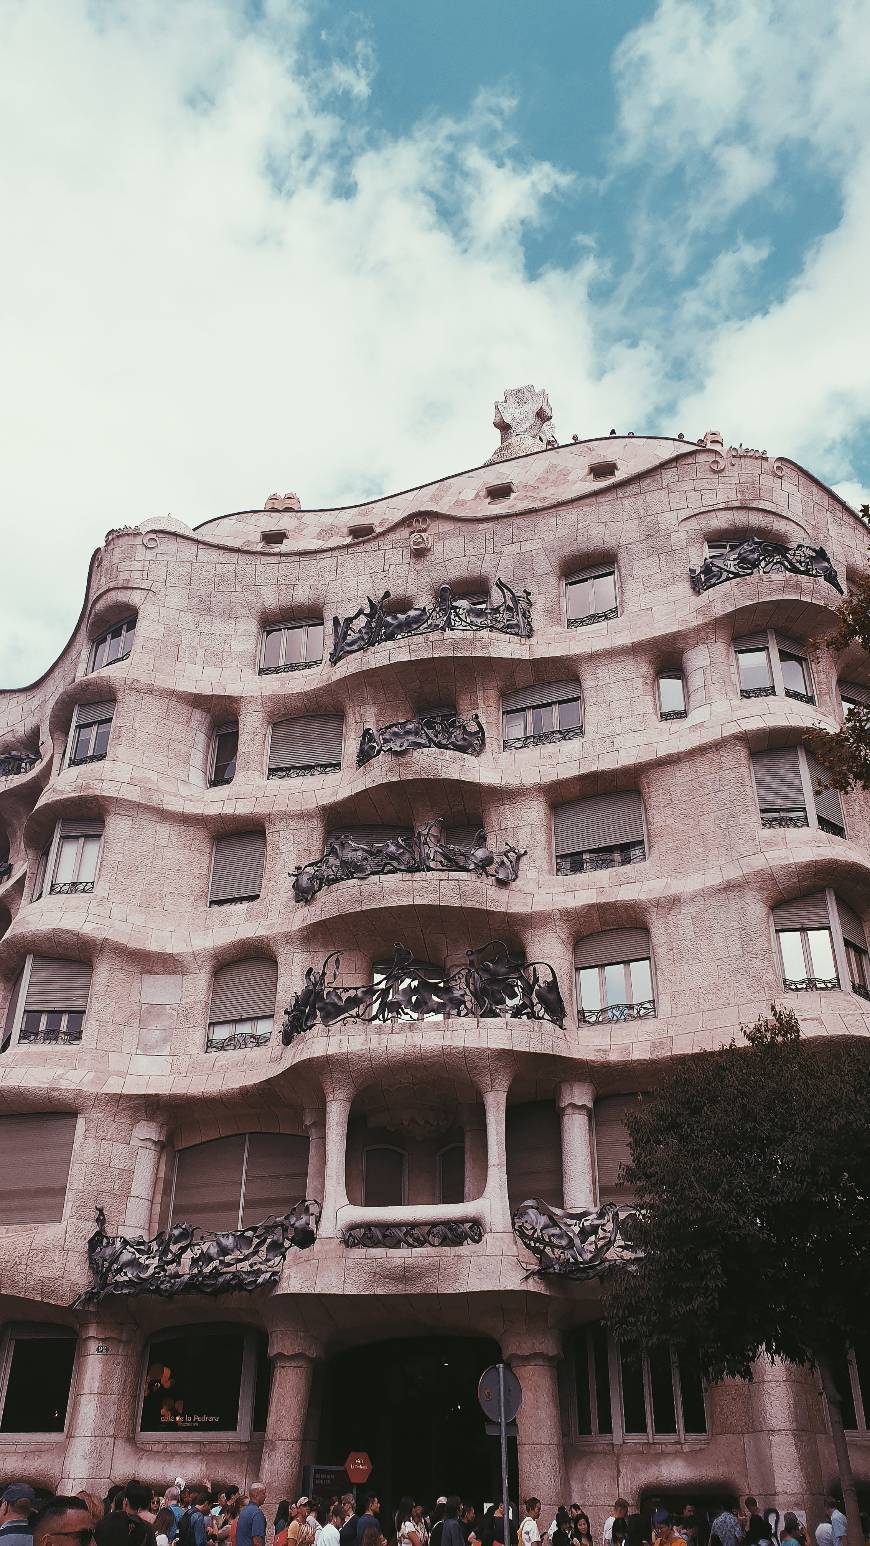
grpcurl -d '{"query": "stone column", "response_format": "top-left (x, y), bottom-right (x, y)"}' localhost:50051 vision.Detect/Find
top-left (481, 1084), bottom-right (512, 1233)
top-left (260, 1332), bottom-right (323, 1501)
top-left (501, 1333), bottom-right (567, 1523)
top-left (60, 1317), bottom-right (139, 1494)
top-left (123, 1120), bottom-right (167, 1234)
top-left (460, 1102), bottom-right (488, 1201)
top-left (557, 1080), bottom-right (596, 1210)
top-left (304, 1111), bottom-right (327, 1204)
top-left (318, 1096), bottom-right (352, 1237)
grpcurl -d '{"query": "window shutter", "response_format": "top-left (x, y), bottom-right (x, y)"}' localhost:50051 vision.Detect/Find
top-left (594, 1095), bottom-right (638, 1205)
top-left (554, 792), bottom-right (644, 856)
top-left (804, 750), bottom-right (845, 830)
top-left (506, 1102), bottom-right (563, 1212)
top-left (242, 1133), bottom-right (310, 1225)
top-left (209, 959), bottom-right (277, 1023)
top-left (209, 832), bottom-right (266, 903)
top-left (58, 818), bottom-right (104, 838)
top-left (733, 632), bottom-right (769, 651)
top-left (330, 826), bottom-right (413, 845)
top-left (25, 957), bottom-right (92, 1012)
top-left (0, 1113), bottom-right (77, 1224)
top-left (774, 632), bottom-right (804, 656)
top-left (268, 716), bottom-right (343, 771)
top-left (171, 1135), bottom-right (246, 1231)
top-left (574, 928), bottom-right (651, 970)
top-left (444, 825), bottom-right (482, 850)
top-left (772, 893), bottom-right (831, 931)
top-left (73, 700), bottom-right (114, 728)
top-left (751, 749), bottom-right (805, 810)
top-left (837, 898), bottom-right (867, 951)
top-left (502, 681), bottom-right (580, 712)
top-left (841, 680), bottom-right (870, 709)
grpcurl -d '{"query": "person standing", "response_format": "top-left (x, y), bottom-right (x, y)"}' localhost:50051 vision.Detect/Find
top-left (604, 1505), bottom-right (630, 1546)
top-left (321, 1507), bottom-right (343, 1546)
top-left (520, 1503), bottom-right (542, 1546)
top-left (552, 1511), bottom-right (572, 1546)
top-left (339, 1500), bottom-right (357, 1546)
top-left (710, 1509), bottom-right (744, 1546)
top-left (823, 1501), bottom-right (846, 1546)
top-left (237, 1488), bottom-right (267, 1546)
top-left (440, 1502), bottom-right (466, 1546)
top-left (356, 1502), bottom-right (381, 1546)
top-left (0, 1485), bottom-right (36, 1546)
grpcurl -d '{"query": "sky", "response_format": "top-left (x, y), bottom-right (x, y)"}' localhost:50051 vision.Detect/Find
top-left (1, 0), bottom-right (869, 686)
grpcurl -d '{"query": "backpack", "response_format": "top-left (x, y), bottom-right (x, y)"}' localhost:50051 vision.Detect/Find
top-left (176, 1512), bottom-right (197, 1546)
top-left (297, 1522), bottom-right (317, 1546)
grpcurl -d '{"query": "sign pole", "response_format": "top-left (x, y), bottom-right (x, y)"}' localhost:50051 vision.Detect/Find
top-left (498, 1362), bottom-right (511, 1546)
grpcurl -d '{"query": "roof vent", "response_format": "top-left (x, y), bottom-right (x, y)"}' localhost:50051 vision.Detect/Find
top-left (261, 529), bottom-right (287, 545)
top-left (486, 481), bottom-right (514, 501)
top-left (348, 523), bottom-right (375, 540)
top-left (589, 461), bottom-right (617, 480)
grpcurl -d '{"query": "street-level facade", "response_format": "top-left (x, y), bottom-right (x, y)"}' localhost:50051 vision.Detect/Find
top-left (1, 392), bottom-right (869, 1526)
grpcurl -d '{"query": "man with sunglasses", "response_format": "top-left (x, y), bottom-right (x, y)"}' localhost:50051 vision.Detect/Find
top-left (32, 1498), bottom-right (94, 1546)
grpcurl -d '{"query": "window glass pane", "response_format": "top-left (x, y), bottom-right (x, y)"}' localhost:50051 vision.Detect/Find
top-left (619, 1343), bottom-right (647, 1434)
top-left (593, 1323), bottom-right (613, 1435)
top-left (92, 721), bottom-right (111, 759)
top-left (284, 626), bottom-right (306, 665)
top-left (44, 1012), bottom-right (63, 1038)
top-left (780, 653), bottom-right (809, 695)
top-left (262, 629), bottom-right (284, 670)
top-left (363, 1146), bottom-right (405, 1207)
top-left (503, 711), bottom-right (526, 742)
top-left (558, 698), bottom-right (581, 731)
top-left (778, 931), bottom-right (806, 980)
top-left (213, 729), bottom-right (238, 785)
top-left (141, 1330), bottom-right (244, 1432)
top-left (306, 623), bottom-right (324, 662)
top-left (676, 1349), bottom-right (708, 1434)
top-left (78, 836), bottom-right (100, 883)
top-left (0, 1335), bottom-right (76, 1432)
top-left (737, 649), bottom-right (772, 691)
top-left (807, 929), bottom-right (837, 980)
top-left (106, 627), bottom-right (124, 663)
top-left (659, 675), bottom-right (685, 714)
top-left (438, 1143), bottom-right (465, 1205)
top-left (593, 572), bottom-right (617, 612)
top-left (92, 637), bottom-right (108, 670)
top-left (649, 1345), bottom-right (677, 1433)
top-left (71, 727), bottom-right (90, 763)
top-left (575, 1333), bottom-right (593, 1435)
top-left (65, 1012), bottom-right (84, 1040)
top-left (604, 962), bottom-right (627, 1006)
top-left (54, 839), bottom-right (78, 885)
top-left (531, 705), bottom-right (556, 736)
top-left (577, 967), bottom-right (601, 1012)
top-left (251, 1331), bottom-right (271, 1432)
top-left (830, 1353), bottom-right (857, 1430)
top-left (629, 958), bottom-right (653, 1004)
top-left (567, 578), bottom-right (593, 621)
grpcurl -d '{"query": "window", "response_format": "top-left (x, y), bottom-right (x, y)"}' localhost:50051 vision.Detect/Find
top-left (372, 958), bottom-right (446, 1020)
top-left (260, 620), bottom-right (324, 673)
top-left (780, 651), bottom-right (813, 702)
top-left (594, 1094), bottom-right (638, 1205)
top-left (90, 617), bottom-right (136, 672)
top-left (210, 724), bottom-right (238, 787)
top-left (68, 701), bottom-right (113, 766)
top-left (4, 957), bottom-right (91, 1049)
top-left (140, 1325), bottom-right (268, 1437)
top-left (657, 673), bottom-right (686, 719)
top-left (575, 930), bottom-right (654, 1024)
top-left (502, 682), bottom-right (582, 748)
top-left (554, 792), bottom-right (646, 875)
top-left (48, 819), bottom-right (103, 894)
top-left (805, 748), bottom-right (845, 837)
top-left (589, 460), bottom-right (617, 479)
top-left (566, 568), bottom-right (618, 627)
top-left (736, 646), bottom-right (773, 697)
top-left (208, 831), bottom-right (266, 905)
top-left (574, 1324), bottom-right (613, 1437)
top-left (437, 1142), bottom-right (465, 1205)
top-left (0, 1329), bottom-right (76, 1432)
top-left (831, 1339), bottom-right (870, 1433)
top-left (618, 1340), bottom-right (707, 1440)
top-left (268, 716), bottom-right (343, 778)
top-left (751, 746), bottom-right (845, 836)
top-left (773, 895), bottom-right (839, 991)
top-left (170, 1132), bottom-right (309, 1231)
top-left (705, 538), bottom-right (745, 560)
top-left (0, 1113), bottom-right (77, 1222)
top-left (840, 680), bottom-right (870, 720)
top-left (735, 631), bottom-right (815, 704)
top-left (838, 899), bottom-right (870, 1002)
top-left (207, 958), bottom-right (277, 1050)
top-left (363, 1145), bottom-right (407, 1207)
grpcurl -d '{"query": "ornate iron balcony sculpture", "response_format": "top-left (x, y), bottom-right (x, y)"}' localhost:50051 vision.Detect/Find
top-left (343, 1220), bottom-right (485, 1249)
top-left (761, 808), bottom-right (809, 829)
top-left (358, 710), bottom-right (485, 766)
top-left (283, 940), bottom-right (566, 1043)
top-left (330, 581), bottom-right (532, 664)
top-left (783, 976), bottom-right (839, 992)
top-left (0, 751), bottom-right (39, 777)
top-left (689, 538), bottom-right (843, 595)
top-left (74, 1200), bottom-right (321, 1305)
top-left (292, 823), bottom-right (525, 903)
top-left (512, 1198), bottom-right (641, 1279)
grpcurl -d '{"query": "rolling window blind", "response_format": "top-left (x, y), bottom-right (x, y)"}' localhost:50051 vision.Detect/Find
top-left (506, 1102), bottom-right (563, 1213)
top-left (330, 826), bottom-right (413, 845)
top-left (772, 893), bottom-right (831, 931)
top-left (751, 749), bottom-right (805, 810)
top-left (733, 632), bottom-right (769, 651)
top-left (209, 832), bottom-right (266, 903)
top-left (0, 1113), bottom-right (77, 1224)
top-left (841, 680), bottom-right (870, 708)
top-left (502, 681), bottom-right (580, 712)
top-left (73, 700), bottom-right (114, 728)
top-left (209, 959), bottom-right (277, 1023)
top-left (241, 1133), bottom-right (310, 1225)
top-left (58, 818), bottom-right (104, 838)
top-left (171, 1135), bottom-right (247, 1231)
top-left (594, 1095), bottom-right (638, 1205)
top-left (24, 957), bottom-right (92, 1011)
top-left (574, 929), bottom-right (651, 970)
top-left (554, 792), bottom-right (644, 856)
top-left (269, 717), bottom-right (343, 771)
top-left (837, 898), bottom-right (867, 951)
top-left (804, 750), bottom-right (845, 830)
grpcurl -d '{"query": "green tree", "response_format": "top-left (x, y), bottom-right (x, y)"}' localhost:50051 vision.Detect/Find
top-left (809, 572), bottom-right (870, 791)
top-left (603, 1007), bottom-right (870, 1543)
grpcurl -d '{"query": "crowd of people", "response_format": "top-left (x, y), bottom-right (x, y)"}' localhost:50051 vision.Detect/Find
top-left (0, 1481), bottom-right (860, 1546)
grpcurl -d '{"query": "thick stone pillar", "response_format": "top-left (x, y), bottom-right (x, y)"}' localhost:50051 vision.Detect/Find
top-left (743, 1356), bottom-right (826, 1525)
top-left (557, 1080), bottom-right (596, 1210)
top-left (460, 1102), bottom-right (488, 1201)
top-left (502, 1334), bottom-right (567, 1522)
top-left (481, 1084), bottom-right (512, 1232)
top-left (123, 1120), bottom-right (167, 1234)
top-left (60, 1317), bottom-right (139, 1494)
top-left (319, 1096), bottom-right (351, 1237)
top-left (260, 1332), bottom-right (323, 1501)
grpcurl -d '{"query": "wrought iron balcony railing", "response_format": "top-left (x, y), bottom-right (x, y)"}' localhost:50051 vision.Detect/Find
top-left (292, 823), bottom-right (524, 903)
top-left (689, 538), bottom-right (843, 595)
top-left (330, 580), bottom-right (532, 664)
top-left (579, 999), bottom-right (656, 1024)
top-left (783, 976), bottom-right (839, 992)
top-left (358, 710), bottom-right (485, 765)
top-left (568, 606), bottom-right (618, 628)
top-left (852, 981), bottom-right (870, 1002)
top-left (283, 940), bottom-right (566, 1042)
top-left (206, 1025), bottom-right (273, 1051)
top-left (556, 841), bottom-right (646, 876)
top-left (740, 685), bottom-right (776, 699)
top-left (512, 1198), bottom-right (642, 1278)
top-left (503, 725), bottom-right (583, 750)
top-left (343, 1221), bottom-right (484, 1250)
top-left (0, 752), bottom-right (39, 777)
top-left (761, 808), bottom-right (809, 829)
top-left (784, 688), bottom-right (815, 705)
top-left (50, 881), bottom-right (94, 895)
top-left (818, 818), bottom-right (845, 838)
top-left (74, 1200), bottom-right (321, 1305)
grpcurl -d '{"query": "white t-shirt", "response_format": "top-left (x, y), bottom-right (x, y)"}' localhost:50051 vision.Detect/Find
top-left (521, 1520), bottom-right (541, 1546)
top-left (604, 1521), bottom-right (615, 1546)
top-left (815, 1527), bottom-right (833, 1546)
top-left (398, 1523), bottom-right (418, 1546)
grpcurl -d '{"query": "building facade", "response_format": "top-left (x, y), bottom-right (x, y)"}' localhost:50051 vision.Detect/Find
top-left (0, 392), bottom-right (869, 1526)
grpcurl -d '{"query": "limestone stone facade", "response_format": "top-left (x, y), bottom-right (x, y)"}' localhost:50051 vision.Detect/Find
top-left (0, 421), bottom-right (868, 1526)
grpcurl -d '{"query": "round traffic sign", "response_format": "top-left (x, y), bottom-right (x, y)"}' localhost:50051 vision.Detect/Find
top-left (477, 1363), bottom-right (522, 1423)
top-left (345, 1451), bottom-right (372, 1484)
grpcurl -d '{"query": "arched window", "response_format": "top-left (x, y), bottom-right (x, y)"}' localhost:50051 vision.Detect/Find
top-left (170, 1131), bottom-right (309, 1231)
top-left (840, 680), bottom-right (870, 720)
top-left (574, 929), bottom-right (654, 1023)
top-left (362, 1145), bottom-right (407, 1207)
top-left (502, 681), bottom-right (582, 749)
top-left (773, 894), bottom-right (838, 991)
top-left (208, 831), bottom-right (266, 905)
top-left (89, 616), bottom-right (136, 672)
top-left (555, 793), bottom-right (646, 875)
top-left (67, 701), bottom-right (114, 767)
top-left (268, 716), bottom-right (343, 778)
top-left (209, 722), bottom-right (238, 786)
top-left (207, 959), bottom-right (277, 1050)
top-left (566, 566), bottom-right (618, 627)
top-left (734, 631), bottom-right (815, 704)
top-left (751, 747), bottom-right (845, 836)
top-left (3, 957), bottom-right (91, 1050)
top-left (260, 619), bottom-right (324, 673)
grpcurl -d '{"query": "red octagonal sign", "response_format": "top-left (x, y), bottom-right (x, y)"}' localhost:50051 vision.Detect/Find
top-left (345, 1452), bottom-right (372, 1484)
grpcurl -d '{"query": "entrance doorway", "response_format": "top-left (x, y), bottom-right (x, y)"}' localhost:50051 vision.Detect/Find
top-left (317, 1335), bottom-right (517, 1516)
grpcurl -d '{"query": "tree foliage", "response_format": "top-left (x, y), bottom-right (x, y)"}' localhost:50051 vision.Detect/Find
top-left (808, 572), bottom-right (870, 792)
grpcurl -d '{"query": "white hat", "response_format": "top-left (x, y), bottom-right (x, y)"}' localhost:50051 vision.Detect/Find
top-left (175, 1481), bottom-right (186, 1491)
